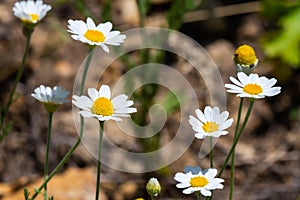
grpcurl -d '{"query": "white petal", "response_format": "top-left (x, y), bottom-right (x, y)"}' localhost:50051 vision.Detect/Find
top-left (237, 72), bottom-right (249, 85)
top-left (72, 95), bottom-right (93, 110)
top-left (99, 85), bottom-right (111, 99)
top-left (182, 187), bottom-right (195, 194)
top-left (79, 110), bottom-right (94, 118)
top-left (195, 133), bottom-right (205, 139)
top-left (109, 116), bottom-right (123, 121)
top-left (263, 87), bottom-right (281, 97)
top-left (216, 111), bottom-right (229, 124)
top-left (99, 44), bottom-right (110, 53)
top-left (200, 188), bottom-right (211, 196)
top-left (219, 118), bottom-right (233, 130)
top-left (176, 182), bottom-right (190, 188)
top-left (174, 172), bottom-right (189, 182)
top-left (188, 115), bottom-right (201, 127)
top-left (195, 109), bottom-right (207, 123)
top-left (88, 88), bottom-right (99, 101)
top-left (86, 17), bottom-right (96, 29)
top-left (105, 34), bottom-right (126, 45)
top-left (225, 84), bottom-right (243, 92)
top-left (67, 20), bottom-right (87, 35)
top-left (105, 31), bottom-right (121, 39)
top-left (211, 106), bottom-right (220, 121)
top-left (98, 22), bottom-right (113, 33)
top-left (115, 107), bottom-right (137, 114)
top-left (112, 94), bottom-right (128, 109)
top-left (229, 76), bottom-right (244, 87)
top-left (204, 106), bottom-right (213, 121)
top-left (205, 168), bottom-right (217, 178)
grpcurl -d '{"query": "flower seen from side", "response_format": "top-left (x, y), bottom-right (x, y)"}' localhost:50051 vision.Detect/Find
top-left (189, 106), bottom-right (233, 139)
top-left (233, 44), bottom-right (258, 74)
top-left (225, 72), bottom-right (281, 99)
top-left (13, 0), bottom-right (51, 24)
top-left (32, 85), bottom-right (69, 112)
top-left (67, 17), bottom-right (126, 52)
top-left (174, 167), bottom-right (224, 196)
top-left (72, 85), bottom-right (137, 121)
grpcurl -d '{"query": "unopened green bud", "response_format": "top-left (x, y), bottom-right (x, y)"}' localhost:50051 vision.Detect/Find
top-left (146, 177), bottom-right (161, 197)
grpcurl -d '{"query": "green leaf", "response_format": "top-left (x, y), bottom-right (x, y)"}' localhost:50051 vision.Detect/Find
top-left (263, 7), bottom-right (300, 67)
top-left (0, 121), bottom-right (13, 142)
top-left (167, 0), bottom-right (200, 30)
top-left (23, 188), bottom-right (30, 200)
top-left (160, 91), bottom-right (185, 114)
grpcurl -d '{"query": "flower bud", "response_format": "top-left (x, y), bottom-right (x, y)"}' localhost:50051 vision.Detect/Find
top-left (146, 178), bottom-right (161, 197)
top-left (233, 44), bottom-right (258, 74)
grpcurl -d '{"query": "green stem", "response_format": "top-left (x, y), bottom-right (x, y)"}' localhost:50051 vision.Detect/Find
top-left (6, 29), bottom-right (33, 109)
top-left (218, 99), bottom-right (254, 178)
top-left (229, 98), bottom-right (244, 200)
top-left (95, 121), bottom-right (104, 200)
top-left (80, 48), bottom-right (94, 95)
top-left (196, 191), bottom-right (201, 200)
top-left (150, 195), bottom-right (154, 200)
top-left (29, 47), bottom-right (94, 200)
top-left (2, 28), bottom-right (33, 125)
top-left (44, 112), bottom-right (53, 200)
top-left (209, 136), bottom-right (213, 168)
top-left (30, 117), bottom-right (84, 200)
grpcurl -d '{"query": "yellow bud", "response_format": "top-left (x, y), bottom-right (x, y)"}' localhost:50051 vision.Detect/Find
top-left (233, 44), bottom-right (258, 74)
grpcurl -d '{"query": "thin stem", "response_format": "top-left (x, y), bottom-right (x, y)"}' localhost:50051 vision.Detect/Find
top-left (209, 136), bottom-right (213, 168)
top-left (80, 48), bottom-right (94, 95)
top-left (218, 100), bottom-right (254, 178)
top-left (2, 28), bottom-right (33, 125)
top-left (29, 47), bottom-right (94, 200)
top-left (30, 117), bottom-right (84, 200)
top-left (6, 29), bottom-right (32, 110)
top-left (196, 191), bottom-right (202, 200)
top-left (229, 98), bottom-right (243, 200)
top-left (44, 112), bottom-right (53, 200)
top-left (95, 121), bottom-right (104, 200)
top-left (150, 195), bottom-right (154, 200)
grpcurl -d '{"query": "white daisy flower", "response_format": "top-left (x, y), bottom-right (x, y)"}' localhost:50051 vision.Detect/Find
top-left (174, 167), bottom-right (224, 196)
top-left (72, 85), bottom-right (137, 121)
top-left (189, 106), bottom-right (233, 139)
top-left (225, 72), bottom-right (281, 99)
top-left (67, 17), bottom-right (126, 53)
top-left (32, 85), bottom-right (69, 112)
top-left (13, 0), bottom-right (51, 24)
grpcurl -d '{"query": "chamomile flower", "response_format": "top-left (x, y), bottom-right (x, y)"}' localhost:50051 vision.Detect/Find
top-left (67, 17), bottom-right (126, 53)
top-left (225, 72), bottom-right (281, 99)
top-left (13, 0), bottom-right (51, 24)
top-left (72, 85), bottom-right (136, 121)
top-left (174, 167), bottom-right (224, 196)
top-left (189, 106), bottom-right (233, 139)
top-left (32, 85), bottom-right (69, 112)
top-left (233, 44), bottom-right (258, 74)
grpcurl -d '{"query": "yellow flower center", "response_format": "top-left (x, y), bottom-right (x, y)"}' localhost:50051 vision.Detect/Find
top-left (243, 84), bottom-right (263, 95)
top-left (22, 13), bottom-right (39, 23)
top-left (91, 97), bottom-right (113, 116)
top-left (30, 13), bottom-right (39, 22)
top-left (202, 122), bottom-right (219, 133)
top-left (234, 44), bottom-right (257, 67)
top-left (190, 176), bottom-right (209, 187)
top-left (84, 30), bottom-right (105, 43)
